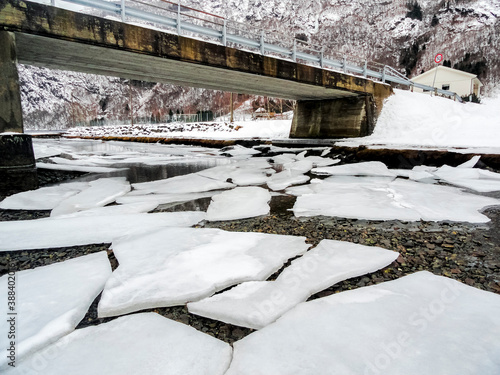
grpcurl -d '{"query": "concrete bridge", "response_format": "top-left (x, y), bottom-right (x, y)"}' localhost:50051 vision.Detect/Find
top-left (0, 0), bottom-right (393, 139)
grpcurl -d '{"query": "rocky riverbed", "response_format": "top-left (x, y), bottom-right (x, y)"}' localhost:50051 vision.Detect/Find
top-left (1, 168), bottom-right (499, 344)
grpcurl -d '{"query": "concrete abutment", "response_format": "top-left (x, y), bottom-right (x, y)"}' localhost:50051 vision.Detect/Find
top-left (290, 91), bottom-right (391, 139)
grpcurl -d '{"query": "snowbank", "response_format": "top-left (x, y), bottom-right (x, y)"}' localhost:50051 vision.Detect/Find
top-left (337, 89), bottom-right (500, 151)
top-left (65, 119), bottom-right (292, 140)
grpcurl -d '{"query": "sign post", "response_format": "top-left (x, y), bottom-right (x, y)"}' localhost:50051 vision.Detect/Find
top-left (431, 53), bottom-right (443, 95)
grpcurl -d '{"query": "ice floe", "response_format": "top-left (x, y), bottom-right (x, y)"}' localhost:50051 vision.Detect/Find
top-left (292, 177), bottom-right (499, 223)
top-left (220, 145), bottom-right (261, 157)
top-left (0, 212), bottom-right (205, 251)
top-left (393, 157), bottom-right (500, 192)
top-left (226, 272), bottom-right (500, 375)
top-left (312, 161), bottom-right (396, 177)
top-left (270, 153), bottom-right (296, 165)
top-left (283, 159), bottom-right (314, 174)
top-left (206, 187), bottom-right (271, 221)
top-left (267, 170), bottom-right (310, 191)
top-left (197, 158), bottom-right (274, 186)
top-left (227, 168), bottom-right (272, 186)
top-left (188, 240), bottom-right (398, 329)
top-left (304, 155), bottom-right (340, 167)
top-left (36, 162), bottom-right (127, 173)
top-left (432, 163), bottom-right (500, 192)
top-left (6, 313), bottom-right (232, 375)
top-left (130, 173), bottom-right (234, 195)
top-left (51, 177), bottom-right (131, 217)
top-left (0, 252), bottom-right (111, 370)
top-left (0, 181), bottom-right (89, 210)
top-left (116, 191), bottom-right (219, 206)
top-left (32, 143), bottom-right (63, 159)
top-left (55, 202), bottom-right (159, 218)
top-left (98, 228), bottom-right (309, 317)
top-left (389, 178), bottom-right (498, 222)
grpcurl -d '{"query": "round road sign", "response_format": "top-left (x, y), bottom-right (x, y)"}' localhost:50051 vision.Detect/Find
top-left (434, 53), bottom-right (443, 64)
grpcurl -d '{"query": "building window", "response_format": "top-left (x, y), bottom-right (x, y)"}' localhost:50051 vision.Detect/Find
top-left (442, 84), bottom-right (450, 90)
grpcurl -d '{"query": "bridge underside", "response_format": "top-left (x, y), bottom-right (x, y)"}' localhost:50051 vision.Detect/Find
top-left (0, 0), bottom-right (392, 140)
top-left (14, 32), bottom-right (358, 102)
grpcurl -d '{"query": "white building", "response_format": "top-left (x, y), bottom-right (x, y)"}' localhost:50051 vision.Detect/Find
top-left (411, 66), bottom-right (483, 97)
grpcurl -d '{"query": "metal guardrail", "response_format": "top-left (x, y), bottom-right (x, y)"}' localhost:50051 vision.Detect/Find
top-left (46, 0), bottom-right (462, 102)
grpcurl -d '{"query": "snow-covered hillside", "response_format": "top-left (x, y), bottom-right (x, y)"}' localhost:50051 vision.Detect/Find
top-left (19, 0), bottom-right (500, 129)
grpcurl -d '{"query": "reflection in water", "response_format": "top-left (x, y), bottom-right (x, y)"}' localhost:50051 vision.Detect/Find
top-left (69, 159), bottom-right (232, 184)
top-left (155, 197), bottom-right (214, 213)
top-left (270, 194), bottom-right (296, 215)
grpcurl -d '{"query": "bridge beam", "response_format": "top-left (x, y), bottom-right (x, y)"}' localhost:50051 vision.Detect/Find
top-left (0, 31), bottom-right (37, 194)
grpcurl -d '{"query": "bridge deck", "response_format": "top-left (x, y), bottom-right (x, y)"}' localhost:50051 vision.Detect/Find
top-left (0, 0), bottom-right (390, 102)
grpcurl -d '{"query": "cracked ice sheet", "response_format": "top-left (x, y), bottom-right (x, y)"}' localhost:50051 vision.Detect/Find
top-left (206, 187), bottom-right (271, 221)
top-left (98, 227), bottom-right (309, 317)
top-left (0, 181), bottom-right (89, 210)
top-left (197, 158), bottom-right (274, 186)
top-left (188, 240), bottom-right (398, 329)
top-left (432, 164), bottom-right (500, 192)
top-left (0, 252), bottom-right (111, 370)
top-left (312, 161), bottom-right (396, 177)
top-left (6, 313), bottom-right (232, 375)
top-left (0, 212), bottom-right (205, 251)
top-left (292, 178), bottom-right (499, 223)
top-left (129, 173), bottom-right (234, 195)
top-left (51, 177), bottom-right (131, 217)
top-left (225, 272), bottom-right (500, 375)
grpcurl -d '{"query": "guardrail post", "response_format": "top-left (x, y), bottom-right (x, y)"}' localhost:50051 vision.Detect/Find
top-left (343, 55), bottom-right (347, 73)
top-left (222, 19), bottom-right (227, 46)
top-left (292, 39), bottom-right (297, 62)
top-left (363, 60), bottom-right (367, 78)
top-left (177, 0), bottom-right (182, 35)
top-left (121, 0), bottom-right (126, 22)
top-left (260, 31), bottom-right (265, 55)
top-left (382, 65), bottom-right (386, 83)
top-left (320, 48), bottom-right (324, 68)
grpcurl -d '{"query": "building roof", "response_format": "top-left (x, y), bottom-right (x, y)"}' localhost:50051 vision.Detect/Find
top-left (412, 65), bottom-right (482, 84)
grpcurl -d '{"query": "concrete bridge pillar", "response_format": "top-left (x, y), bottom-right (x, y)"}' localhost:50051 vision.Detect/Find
top-left (0, 31), bottom-right (38, 194)
top-left (0, 31), bottom-right (23, 133)
top-left (290, 94), bottom-right (381, 139)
